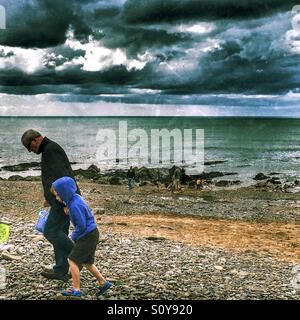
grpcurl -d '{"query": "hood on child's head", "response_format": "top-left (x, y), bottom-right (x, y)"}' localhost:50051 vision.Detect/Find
top-left (52, 176), bottom-right (77, 206)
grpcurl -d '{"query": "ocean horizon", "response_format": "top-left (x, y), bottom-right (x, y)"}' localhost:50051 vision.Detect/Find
top-left (1, 116), bottom-right (299, 186)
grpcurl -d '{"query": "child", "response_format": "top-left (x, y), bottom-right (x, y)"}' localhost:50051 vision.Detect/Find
top-left (51, 176), bottom-right (112, 298)
top-left (127, 166), bottom-right (136, 193)
top-left (196, 177), bottom-right (204, 190)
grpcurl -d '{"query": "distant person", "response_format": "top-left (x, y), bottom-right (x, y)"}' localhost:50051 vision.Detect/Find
top-left (51, 177), bottom-right (112, 298)
top-left (21, 129), bottom-right (78, 281)
top-left (196, 177), bottom-right (204, 190)
top-left (172, 166), bottom-right (182, 192)
top-left (127, 166), bottom-right (136, 193)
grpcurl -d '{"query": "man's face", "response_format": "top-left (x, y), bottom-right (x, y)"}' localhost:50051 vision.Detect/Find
top-left (24, 138), bottom-right (40, 154)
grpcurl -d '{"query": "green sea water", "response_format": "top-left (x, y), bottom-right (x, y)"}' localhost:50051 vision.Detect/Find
top-left (0, 117), bottom-right (299, 184)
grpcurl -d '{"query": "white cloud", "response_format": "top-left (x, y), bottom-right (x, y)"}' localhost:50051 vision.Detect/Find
top-left (0, 28), bottom-right (152, 74)
top-left (171, 22), bottom-right (214, 34)
top-left (0, 45), bottom-right (46, 73)
top-left (140, 22), bottom-right (214, 35)
top-left (57, 29), bottom-right (150, 72)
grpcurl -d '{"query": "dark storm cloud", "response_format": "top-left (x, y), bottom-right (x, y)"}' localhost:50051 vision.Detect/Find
top-left (0, 0), bottom-right (299, 96)
top-left (0, 0), bottom-right (92, 48)
top-left (121, 0), bottom-right (298, 23)
top-left (99, 25), bottom-right (191, 57)
top-left (0, 64), bottom-right (142, 89)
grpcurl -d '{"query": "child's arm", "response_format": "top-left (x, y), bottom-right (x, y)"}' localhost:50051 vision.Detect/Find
top-left (70, 206), bottom-right (87, 241)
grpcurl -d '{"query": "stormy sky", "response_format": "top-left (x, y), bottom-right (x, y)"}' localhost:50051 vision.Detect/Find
top-left (0, 0), bottom-right (300, 113)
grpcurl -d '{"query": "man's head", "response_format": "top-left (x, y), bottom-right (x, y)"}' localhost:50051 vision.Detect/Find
top-left (21, 129), bottom-right (43, 154)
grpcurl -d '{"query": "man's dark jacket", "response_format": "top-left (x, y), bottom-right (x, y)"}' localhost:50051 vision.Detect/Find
top-left (38, 137), bottom-right (79, 207)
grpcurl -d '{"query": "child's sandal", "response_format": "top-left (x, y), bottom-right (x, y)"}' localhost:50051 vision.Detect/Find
top-left (97, 281), bottom-right (113, 296)
top-left (61, 288), bottom-right (82, 297)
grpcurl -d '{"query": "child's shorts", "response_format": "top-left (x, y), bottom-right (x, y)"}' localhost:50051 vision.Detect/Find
top-left (68, 228), bottom-right (99, 266)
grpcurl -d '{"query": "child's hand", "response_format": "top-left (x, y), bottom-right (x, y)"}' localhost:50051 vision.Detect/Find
top-left (63, 207), bottom-right (69, 215)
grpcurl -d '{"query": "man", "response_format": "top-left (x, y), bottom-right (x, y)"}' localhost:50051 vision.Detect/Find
top-left (172, 166), bottom-right (182, 192)
top-left (21, 129), bottom-right (78, 281)
top-left (127, 166), bottom-right (136, 193)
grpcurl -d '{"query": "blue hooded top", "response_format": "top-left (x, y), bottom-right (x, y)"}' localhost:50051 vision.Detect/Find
top-left (52, 177), bottom-right (97, 241)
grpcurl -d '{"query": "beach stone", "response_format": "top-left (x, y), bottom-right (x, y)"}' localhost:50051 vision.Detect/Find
top-left (214, 265), bottom-right (224, 271)
top-left (1, 251), bottom-right (22, 261)
top-left (109, 176), bottom-right (122, 185)
top-left (124, 199), bottom-right (136, 204)
top-left (93, 208), bottom-right (105, 215)
top-left (145, 236), bottom-right (167, 242)
top-left (27, 234), bottom-right (44, 242)
top-left (160, 225), bottom-right (174, 230)
top-left (238, 271), bottom-right (250, 278)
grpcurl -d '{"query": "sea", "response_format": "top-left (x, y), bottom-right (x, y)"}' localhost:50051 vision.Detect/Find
top-left (0, 116), bottom-right (300, 186)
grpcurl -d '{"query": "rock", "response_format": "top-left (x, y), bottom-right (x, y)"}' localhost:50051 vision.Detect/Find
top-left (214, 266), bottom-right (224, 271)
top-left (238, 271), bottom-right (250, 278)
top-left (136, 167), bottom-right (170, 185)
top-left (7, 175), bottom-right (26, 181)
top-left (160, 225), bottom-right (175, 230)
top-left (1, 251), bottom-right (22, 261)
top-left (74, 165), bottom-right (101, 181)
top-left (93, 208), bottom-right (105, 215)
top-left (95, 250), bottom-right (102, 257)
top-left (145, 236), bottom-right (167, 242)
top-left (204, 160), bottom-right (228, 166)
top-left (199, 172), bottom-right (225, 179)
top-left (253, 173), bottom-right (269, 181)
top-left (124, 199), bottom-right (136, 204)
top-left (0, 219), bottom-right (12, 225)
top-left (26, 235), bottom-right (44, 242)
top-left (267, 177), bottom-right (282, 185)
top-left (215, 180), bottom-right (241, 187)
top-left (0, 244), bottom-right (13, 251)
top-left (109, 176), bottom-right (123, 185)
top-left (1, 162), bottom-right (41, 172)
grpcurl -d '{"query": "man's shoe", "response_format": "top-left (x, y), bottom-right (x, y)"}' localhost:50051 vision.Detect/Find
top-left (43, 265), bottom-right (54, 273)
top-left (41, 270), bottom-right (70, 281)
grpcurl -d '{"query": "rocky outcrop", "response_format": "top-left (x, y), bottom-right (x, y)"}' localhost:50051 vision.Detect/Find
top-left (73, 164), bottom-right (101, 181)
top-left (253, 173), bottom-right (270, 181)
top-left (2, 162), bottom-right (41, 172)
top-left (215, 180), bottom-right (241, 187)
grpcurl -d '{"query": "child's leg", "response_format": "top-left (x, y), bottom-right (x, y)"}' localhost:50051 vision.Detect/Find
top-left (84, 264), bottom-right (106, 286)
top-left (68, 258), bottom-right (81, 291)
